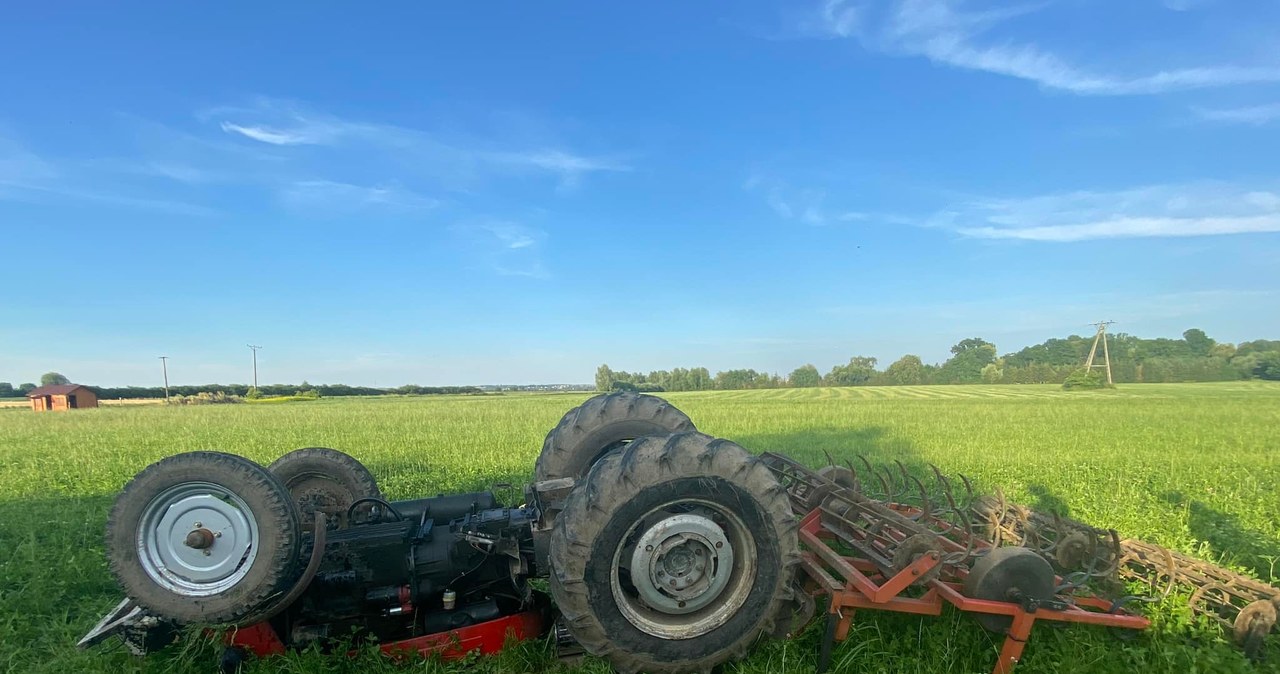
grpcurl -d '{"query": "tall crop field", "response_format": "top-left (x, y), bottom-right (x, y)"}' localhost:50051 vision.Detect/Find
top-left (1, 382), bottom-right (1277, 673)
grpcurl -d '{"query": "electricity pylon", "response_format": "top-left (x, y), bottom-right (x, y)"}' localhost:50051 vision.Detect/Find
top-left (1083, 321), bottom-right (1115, 385)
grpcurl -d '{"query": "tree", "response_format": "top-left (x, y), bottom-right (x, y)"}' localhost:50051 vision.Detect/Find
top-left (0, 382), bottom-right (13, 398)
top-left (937, 338), bottom-right (997, 384)
top-left (17, 383), bottom-right (36, 396)
top-left (1182, 329), bottom-right (1214, 356)
top-left (981, 363), bottom-right (1004, 384)
top-left (595, 364), bottom-right (615, 392)
top-left (1260, 352), bottom-right (1280, 381)
top-left (788, 364), bottom-right (822, 388)
top-left (825, 356), bottom-right (878, 387)
top-left (1210, 342), bottom-right (1236, 359)
top-left (40, 372), bottom-right (70, 386)
top-left (882, 355), bottom-right (925, 385)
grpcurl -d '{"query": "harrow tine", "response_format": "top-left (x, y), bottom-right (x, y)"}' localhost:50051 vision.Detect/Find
top-left (905, 471), bottom-right (932, 524)
top-left (875, 464), bottom-right (897, 502)
top-left (844, 459), bottom-right (862, 492)
top-left (857, 456), bottom-right (889, 500)
top-left (956, 473), bottom-right (976, 511)
top-left (1055, 571), bottom-right (1091, 596)
top-left (1093, 530), bottom-right (1122, 578)
top-left (822, 449), bottom-right (837, 469)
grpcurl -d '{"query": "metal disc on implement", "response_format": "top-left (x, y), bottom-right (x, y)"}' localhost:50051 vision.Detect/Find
top-left (1234, 599), bottom-right (1277, 661)
top-left (891, 533), bottom-right (944, 585)
top-left (1053, 531), bottom-right (1092, 571)
top-left (268, 447), bottom-right (381, 529)
top-left (962, 547), bottom-right (1057, 633)
top-left (817, 464), bottom-right (857, 491)
top-left (105, 451), bottom-right (302, 625)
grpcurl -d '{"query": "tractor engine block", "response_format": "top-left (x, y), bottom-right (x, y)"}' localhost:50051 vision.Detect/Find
top-left (284, 492), bottom-right (539, 647)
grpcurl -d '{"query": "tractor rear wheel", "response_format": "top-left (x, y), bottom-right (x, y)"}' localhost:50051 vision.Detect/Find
top-left (534, 392), bottom-right (695, 482)
top-left (268, 447), bottom-right (380, 530)
top-left (549, 432), bottom-right (797, 674)
top-left (105, 451), bottom-right (302, 625)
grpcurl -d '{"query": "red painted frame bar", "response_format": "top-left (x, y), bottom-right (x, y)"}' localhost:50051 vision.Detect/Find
top-left (224, 609), bottom-right (545, 662)
top-left (797, 507), bottom-right (1150, 674)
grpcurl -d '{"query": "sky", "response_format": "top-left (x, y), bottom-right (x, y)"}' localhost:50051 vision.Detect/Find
top-left (2, 1), bottom-right (1279, 387)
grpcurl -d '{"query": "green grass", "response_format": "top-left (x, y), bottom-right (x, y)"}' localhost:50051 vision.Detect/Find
top-left (1, 382), bottom-right (1277, 673)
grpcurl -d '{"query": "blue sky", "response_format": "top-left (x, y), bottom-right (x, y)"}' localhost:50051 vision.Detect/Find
top-left (2, 1), bottom-right (1279, 387)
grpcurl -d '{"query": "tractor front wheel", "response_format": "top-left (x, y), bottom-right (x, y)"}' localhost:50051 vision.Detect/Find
top-left (105, 451), bottom-right (302, 625)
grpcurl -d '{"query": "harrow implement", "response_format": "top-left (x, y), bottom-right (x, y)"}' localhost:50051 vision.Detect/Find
top-left (967, 488), bottom-right (1280, 661)
top-left (761, 453), bottom-right (1150, 674)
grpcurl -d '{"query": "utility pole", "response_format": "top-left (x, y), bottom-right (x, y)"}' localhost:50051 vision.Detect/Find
top-left (1083, 321), bottom-right (1115, 385)
top-left (247, 344), bottom-right (262, 390)
top-left (158, 356), bottom-right (170, 402)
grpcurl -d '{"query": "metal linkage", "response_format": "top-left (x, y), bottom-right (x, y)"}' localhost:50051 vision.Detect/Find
top-left (760, 453), bottom-right (974, 578)
top-left (970, 489), bottom-right (1122, 585)
top-left (968, 492), bottom-right (1280, 661)
top-left (1119, 538), bottom-right (1279, 660)
top-left (763, 455), bottom-right (1150, 674)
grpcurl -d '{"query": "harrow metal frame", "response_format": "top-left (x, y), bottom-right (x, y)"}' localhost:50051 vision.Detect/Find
top-left (797, 507), bottom-right (1150, 674)
top-left (759, 452), bottom-right (1150, 674)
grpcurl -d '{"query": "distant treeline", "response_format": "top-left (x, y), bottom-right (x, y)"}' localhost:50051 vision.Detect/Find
top-left (0, 382), bottom-right (483, 399)
top-left (597, 330), bottom-right (1280, 391)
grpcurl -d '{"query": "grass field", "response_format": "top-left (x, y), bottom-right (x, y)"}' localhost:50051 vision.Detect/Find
top-left (1, 382), bottom-right (1277, 673)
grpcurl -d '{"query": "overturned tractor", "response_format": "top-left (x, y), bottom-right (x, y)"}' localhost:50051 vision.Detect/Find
top-left (80, 393), bottom-right (1276, 672)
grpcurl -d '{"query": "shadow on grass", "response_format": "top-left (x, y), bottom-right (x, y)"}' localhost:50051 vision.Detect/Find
top-left (1162, 491), bottom-right (1280, 581)
top-left (1027, 484), bottom-right (1073, 517)
top-left (730, 426), bottom-right (983, 507)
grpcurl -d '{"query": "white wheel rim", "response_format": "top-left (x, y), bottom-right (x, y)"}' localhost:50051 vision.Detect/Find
top-left (610, 498), bottom-right (756, 638)
top-left (136, 481), bottom-right (260, 597)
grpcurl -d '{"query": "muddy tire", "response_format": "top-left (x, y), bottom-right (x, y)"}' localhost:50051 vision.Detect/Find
top-left (549, 433), bottom-right (798, 674)
top-left (268, 447), bottom-right (381, 530)
top-left (105, 451), bottom-right (302, 625)
top-left (534, 392), bottom-right (695, 482)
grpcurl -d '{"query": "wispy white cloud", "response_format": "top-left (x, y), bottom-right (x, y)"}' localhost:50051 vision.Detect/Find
top-left (800, 0), bottom-right (1280, 95)
top-left (0, 136), bottom-right (215, 216)
top-left (1163, 0), bottom-right (1212, 11)
top-left (1193, 102), bottom-right (1280, 126)
top-left (485, 149), bottom-right (630, 191)
top-left (940, 182), bottom-right (1280, 241)
top-left (744, 172), bottom-right (870, 225)
top-left (205, 98), bottom-right (627, 190)
top-left (220, 121), bottom-right (328, 146)
top-left (280, 180), bottom-right (439, 212)
top-left (454, 220), bottom-right (550, 278)
top-left (961, 215), bottom-right (1280, 241)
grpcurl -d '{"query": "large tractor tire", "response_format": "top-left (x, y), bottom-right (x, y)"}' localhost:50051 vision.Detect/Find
top-left (105, 451), bottom-right (302, 625)
top-left (534, 392), bottom-right (695, 483)
top-left (549, 432), bottom-right (798, 674)
top-left (268, 447), bottom-right (381, 530)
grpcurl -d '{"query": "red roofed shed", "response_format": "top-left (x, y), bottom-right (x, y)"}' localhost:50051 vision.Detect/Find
top-left (27, 384), bottom-right (98, 412)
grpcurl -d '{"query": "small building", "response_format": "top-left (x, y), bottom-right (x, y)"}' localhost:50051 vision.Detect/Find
top-left (27, 384), bottom-right (99, 412)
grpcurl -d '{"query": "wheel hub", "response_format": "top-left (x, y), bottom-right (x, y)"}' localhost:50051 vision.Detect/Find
top-left (138, 483), bottom-right (259, 596)
top-left (629, 512), bottom-right (735, 616)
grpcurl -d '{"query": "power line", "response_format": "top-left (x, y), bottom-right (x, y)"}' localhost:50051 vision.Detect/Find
top-left (158, 356), bottom-right (169, 402)
top-left (247, 345), bottom-right (262, 389)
